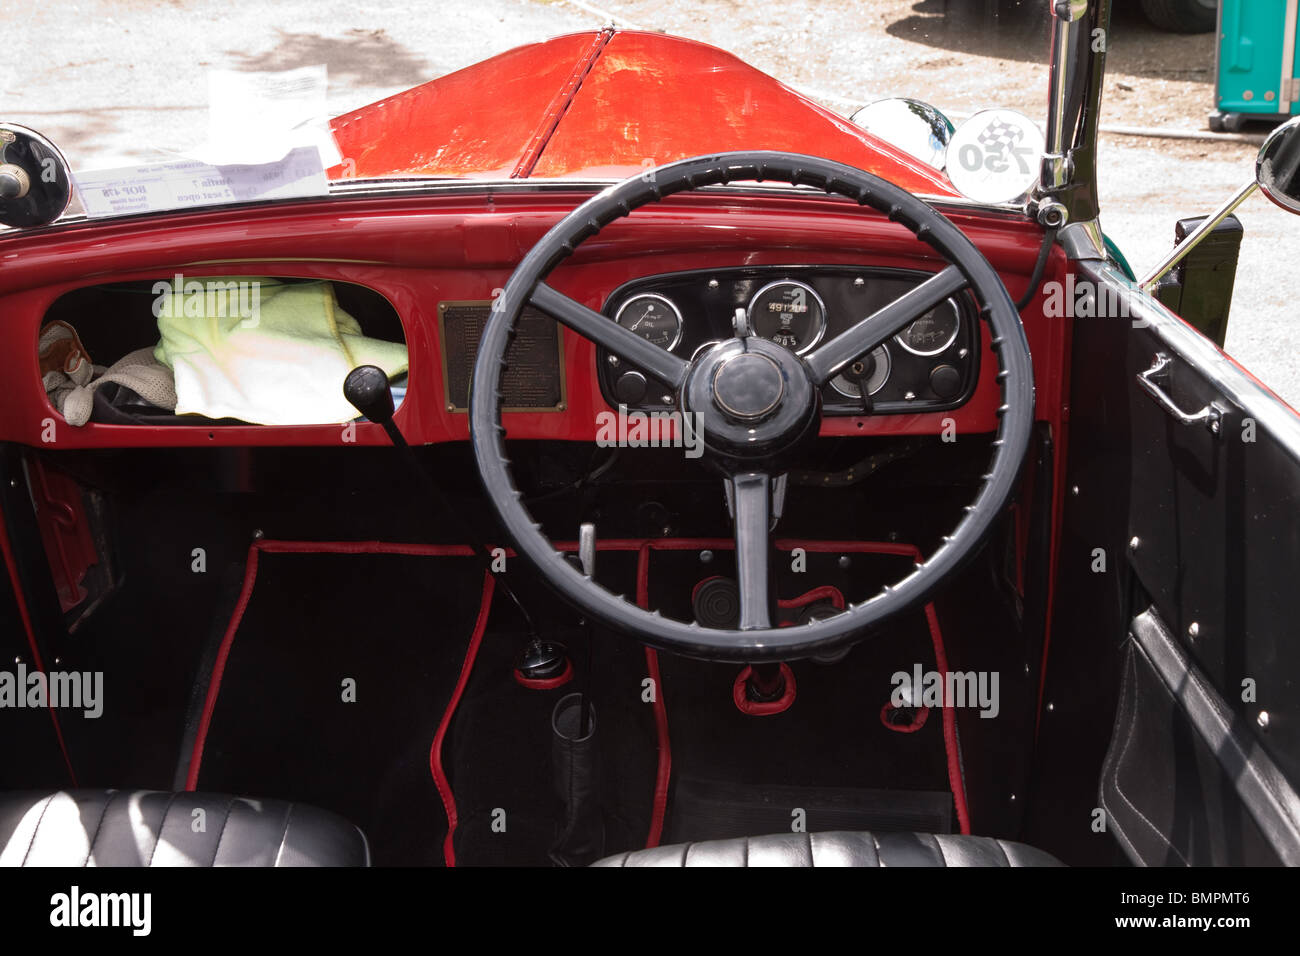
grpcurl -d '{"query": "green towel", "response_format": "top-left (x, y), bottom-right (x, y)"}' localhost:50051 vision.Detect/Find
top-left (152, 277), bottom-right (408, 425)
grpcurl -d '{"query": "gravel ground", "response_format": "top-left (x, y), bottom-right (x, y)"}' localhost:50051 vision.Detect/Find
top-left (2, 0), bottom-right (1296, 404)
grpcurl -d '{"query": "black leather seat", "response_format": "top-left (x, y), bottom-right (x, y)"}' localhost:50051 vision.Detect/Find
top-left (593, 830), bottom-right (1063, 867)
top-left (0, 790), bottom-right (370, 867)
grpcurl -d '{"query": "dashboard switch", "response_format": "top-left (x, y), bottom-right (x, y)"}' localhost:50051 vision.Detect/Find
top-left (614, 370), bottom-right (648, 404)
top-left (929, 364), bottom-right (962, 400)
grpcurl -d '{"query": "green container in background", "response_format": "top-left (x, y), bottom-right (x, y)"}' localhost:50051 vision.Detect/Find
top-left (1212, 0), bottom-right (1300, 130)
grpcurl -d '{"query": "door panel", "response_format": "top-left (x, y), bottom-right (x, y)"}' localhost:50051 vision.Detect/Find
top-left (1087, 259), bottom-right (1300, 864)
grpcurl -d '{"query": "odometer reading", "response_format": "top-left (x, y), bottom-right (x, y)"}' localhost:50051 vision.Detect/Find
top-left (614, 293), bottom-right (684, 350)
top-left (747, 280), bottom-right (826, 354)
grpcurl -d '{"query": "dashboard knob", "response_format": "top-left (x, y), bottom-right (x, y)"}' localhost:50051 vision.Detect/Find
top-left (614, 370), bottom-right (648, 404)
top-left (929, 364), bottom-right (962, 400)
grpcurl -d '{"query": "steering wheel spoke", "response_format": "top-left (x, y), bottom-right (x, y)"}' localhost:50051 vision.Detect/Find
top-left (531, 282), bottom-right (690, 389)
top-left (728, 472), bottom-right (773, 630)
top-left (804, 265), bottom-right (968, 385)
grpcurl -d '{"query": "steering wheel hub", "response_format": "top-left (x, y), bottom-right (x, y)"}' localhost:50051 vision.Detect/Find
top-left (711, 352), bottom-right (785, 421)
top-left (682, 338), bottom-right (820, 466)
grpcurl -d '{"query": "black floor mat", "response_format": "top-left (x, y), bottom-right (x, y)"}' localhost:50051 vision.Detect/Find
top-left (647, 548), bottom-right (958, 833)
top-left (189, 549), bottom-right (488, 866)
top-left (449, 549), bottom-right (660, 867)
top-left (667, 777), bottom-right (953, 843)
top-left (190, 541), bottom-right (963, 866)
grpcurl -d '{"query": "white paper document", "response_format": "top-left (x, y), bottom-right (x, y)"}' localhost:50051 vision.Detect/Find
top-left (73, 146), bottom-right (328, 218)
top-left (179, 65), bottom-right (342, 167)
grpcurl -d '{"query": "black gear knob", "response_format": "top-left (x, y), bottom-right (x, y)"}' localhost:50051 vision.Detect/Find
top-left (343, 365), bottom-right (396, 425)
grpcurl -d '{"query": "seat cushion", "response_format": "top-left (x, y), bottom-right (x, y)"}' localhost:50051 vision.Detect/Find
top-left (592, 830), bottom-right (1063, 867)
top-left (0, 790), bottom-right (370, 867)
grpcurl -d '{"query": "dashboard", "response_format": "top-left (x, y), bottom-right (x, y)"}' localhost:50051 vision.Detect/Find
top-left (597, 266), bottom-right (979, 416)
top-left (0, 186), bottom-right (1062, 450)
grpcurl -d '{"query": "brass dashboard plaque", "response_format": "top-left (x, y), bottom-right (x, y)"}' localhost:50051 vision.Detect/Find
top-left (438, 300), bottom-right (566, 413)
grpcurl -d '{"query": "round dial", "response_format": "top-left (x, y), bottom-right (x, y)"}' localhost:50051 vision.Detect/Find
top-left (830, 345), bottom-right (891, 399)
top-left (747, 280), bottom-right (827, 354)
top-left (614, 293), bottom-right (684, 350)
top-left (895, 299), bottom-right (960, 356)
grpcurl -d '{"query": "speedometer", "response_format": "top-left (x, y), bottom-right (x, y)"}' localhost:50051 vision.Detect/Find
top-left (615, 293), bottom-right (684, 350)
top-left (747, 280), bottom-right (826, 354)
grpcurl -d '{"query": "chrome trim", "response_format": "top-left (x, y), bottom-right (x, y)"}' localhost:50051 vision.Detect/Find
top-left (1045, 7), bottom-right (1083, 158)
top-left (613, 292), bottom-right (685, 352)
top-left (746, 279), bottom-right (828, 355)
top-left (1053, 0), bottom-right (1090, 22)
top-left (893, 299), bottom-right (960, 357)
top-left (1058, 218), bottom-right (1106, 261)
top-left (829, 344), bottom-right (890, 399)
top-left (1040, 0), bottom-right (1111, 225)
top-left (1138, 180), bottom-right (1258, 288)
top-left (849, 98), bottom-right (954, 170)
top-left (1255, 116), bottom-right (1300, 214)
top-left (1136, 352), bottom-right (1225, 436)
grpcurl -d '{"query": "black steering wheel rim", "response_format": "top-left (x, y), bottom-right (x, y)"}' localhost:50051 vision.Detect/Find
top-left (470, 151), bottom-right (1034, 662)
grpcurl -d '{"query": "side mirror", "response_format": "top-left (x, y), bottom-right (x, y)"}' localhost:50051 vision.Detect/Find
top-left (0, 124), bottom-right (73, 229)
top-left (1141, 115), bottom-right (1300, 289)
top-left (849, 98), bottom-right (953, 170)
top-left (1256, 116), bottom-right (1300, 215)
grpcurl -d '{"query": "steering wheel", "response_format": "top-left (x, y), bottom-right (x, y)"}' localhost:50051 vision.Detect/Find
top-left (470, 152), bottom-right (1033, 661)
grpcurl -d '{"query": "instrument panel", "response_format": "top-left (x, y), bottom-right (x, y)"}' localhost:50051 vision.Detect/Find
top-left (597, 266), bottom-right (979, 415)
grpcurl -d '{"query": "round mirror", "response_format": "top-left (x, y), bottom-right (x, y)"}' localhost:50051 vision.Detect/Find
top-left (849, 98), bottom-right (954, 170)
top-left (1256, 116), bottom-right (1300, 214)
top-left (0, 124), bottom-right (73, 228)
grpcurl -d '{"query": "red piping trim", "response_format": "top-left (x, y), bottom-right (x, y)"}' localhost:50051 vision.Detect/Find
top-left (512, 657), bottom-right (573, 690)
top-left (923, 601), bottom-right (971, 835)
top-left (732, 663), bottom-right (797, 716)
top-left (185, 539), bottom-right (483, 792)
top-left (637, 543), bottom-right (672, 849)
top-left (185, 543), bottom-right (263, 791)
top-left (0, 505), bottom-right (77, 786)
top-left (511, 27), bottom-right (615, 178)
top-left (432, 571), bottom-right (496, 867)
top-left (881, 701), bottom-right (930, 734)
top-left (776, 585), bottom-right (846, 611)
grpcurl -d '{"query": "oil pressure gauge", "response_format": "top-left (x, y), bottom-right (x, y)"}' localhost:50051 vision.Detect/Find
top-left (614, 293), bottom-right (684, 350)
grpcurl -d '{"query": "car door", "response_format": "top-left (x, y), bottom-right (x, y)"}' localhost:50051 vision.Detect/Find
top-left (1090, 257), bottom-right (1300, 866)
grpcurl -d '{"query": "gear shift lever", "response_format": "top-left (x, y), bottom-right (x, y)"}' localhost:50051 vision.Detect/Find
top-left (343, 365), bottom-right (402, 444)
top-left (342, 364), bottom-right (539, 636)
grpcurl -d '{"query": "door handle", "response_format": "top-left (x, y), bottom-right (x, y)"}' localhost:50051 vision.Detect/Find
top-left (1136, 352), bottom-right (1225, 437)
